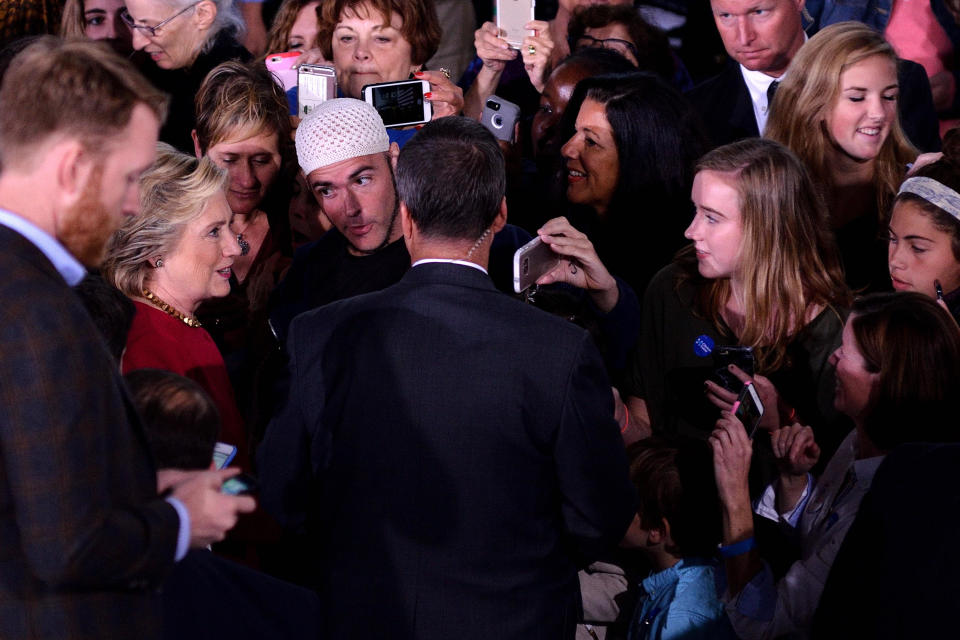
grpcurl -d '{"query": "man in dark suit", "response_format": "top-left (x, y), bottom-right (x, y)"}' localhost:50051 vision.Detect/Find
top-left (259, 116), bottom-right (636, 639)
top-left (687, 0), bottom-right (941, 152)
top-left (0, 39), bottom-right (254, 639)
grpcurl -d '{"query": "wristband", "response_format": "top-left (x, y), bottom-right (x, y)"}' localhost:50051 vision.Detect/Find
top-left (718, 536), bottom-right (756, 558)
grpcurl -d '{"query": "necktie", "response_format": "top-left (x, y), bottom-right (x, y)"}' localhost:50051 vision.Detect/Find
top-left (767, 80), bottom-right (780, 109)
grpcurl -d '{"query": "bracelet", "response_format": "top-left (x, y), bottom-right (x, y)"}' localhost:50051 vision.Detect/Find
top-left (718, 536), bottom-right (756, 558)
top-left (620, 404), bottom-right (631, 434)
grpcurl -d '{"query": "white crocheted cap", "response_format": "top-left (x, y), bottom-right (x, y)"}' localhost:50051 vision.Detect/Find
top-left (296, 98), bottom-right (390, 175)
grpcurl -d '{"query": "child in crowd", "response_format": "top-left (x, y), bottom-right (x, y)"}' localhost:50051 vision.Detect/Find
top-left (125, 368), bottom-right (221, 470)
top-left (621, 439), bottom-right (734, 640)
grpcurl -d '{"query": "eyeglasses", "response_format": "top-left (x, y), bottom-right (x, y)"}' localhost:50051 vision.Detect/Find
top-left (574, 35), bottom-right (639, 61)
top-left (120, 1), bottom-right (200, 37)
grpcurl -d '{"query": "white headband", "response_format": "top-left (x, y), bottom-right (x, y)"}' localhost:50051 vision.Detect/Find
top-left (898, 176), bottom-right (960, 221)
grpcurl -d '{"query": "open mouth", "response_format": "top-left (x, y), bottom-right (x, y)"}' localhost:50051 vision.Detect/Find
top-left (216, 267), bottom-right (232, 278)
top-left (856, 127), bottom-right (881, 136)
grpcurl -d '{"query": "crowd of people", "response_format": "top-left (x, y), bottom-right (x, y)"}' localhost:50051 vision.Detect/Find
top-left (1, 0), bottom-right (960, 638)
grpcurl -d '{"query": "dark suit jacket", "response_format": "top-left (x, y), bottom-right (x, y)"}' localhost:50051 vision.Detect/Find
top-left (686, 58), bottom-right (942, 152)
top-left (0, 225), bottom-right (179, 639)
top-left (259, 262), bottom-right (636, 640)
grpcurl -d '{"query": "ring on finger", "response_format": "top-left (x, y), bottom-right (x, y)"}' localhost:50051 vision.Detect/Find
top-left (438, 67), bottom-right (451, 80)
top-left (528, 44), bottom-right (536, 56)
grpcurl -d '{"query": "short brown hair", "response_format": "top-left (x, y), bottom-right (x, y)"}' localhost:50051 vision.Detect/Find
top-left (851, 292), bottom-right (960, 449)
top-left (194, 60), bottom-right (291, 155)
top-left (0, 37), bottom-right (168, 170)
top-left (316, 0), bottom-right (440, 65)
top-left (627, 437), bottom-right (721, 558)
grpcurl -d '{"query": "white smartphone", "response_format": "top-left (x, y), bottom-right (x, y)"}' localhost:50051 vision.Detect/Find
top-left (361, 79), bottom-right (432, 128)
top-left (496, 0), bottom-right (536, 49)
top-left (298, 63), bottom-right (337, 118)
top-left (732, 381), bottom-right (765, 439)
top-left (513, 236), bottom-right (560, 293)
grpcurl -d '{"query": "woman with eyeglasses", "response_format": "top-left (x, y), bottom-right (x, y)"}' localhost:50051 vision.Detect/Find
top-left (124, 0), bottom-right (250, 153)
top-left (566, 4), bottom-right (691, 91)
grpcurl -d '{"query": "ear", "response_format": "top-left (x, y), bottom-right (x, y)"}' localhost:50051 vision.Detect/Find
top-left (191, 129), bottom-right (203, 159)
top-left (646, 517), bottom-right (669, 545)
top-left (193, 0), bottom-right (217, 31)
top-left (54, 140), bottom-right (92, 205)
top-left (491, 197), bottom-right (507, 233)
top-left (388, 142), bottom-right (400, 170)
top-left (399, 201), bottom-right (414, 241)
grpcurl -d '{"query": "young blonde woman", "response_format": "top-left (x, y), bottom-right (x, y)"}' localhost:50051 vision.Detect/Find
top-left (623, 139), bottom-right (852, 470)
top-left (765, 21), bottom-right (918, 292)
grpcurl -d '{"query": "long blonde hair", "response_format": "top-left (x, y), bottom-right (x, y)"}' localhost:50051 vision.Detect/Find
top-left (690, 139), bottom-right (851, 372)
top-left (765, 21), bottom-right (916, 215)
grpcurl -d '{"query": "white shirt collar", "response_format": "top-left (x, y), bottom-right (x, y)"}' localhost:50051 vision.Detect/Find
top-left (739, 66), bottom-right (781, 135)
top-left (738, 32), bottom-right (808, 135)
top-left (411, 258), bottom-right (488, 274)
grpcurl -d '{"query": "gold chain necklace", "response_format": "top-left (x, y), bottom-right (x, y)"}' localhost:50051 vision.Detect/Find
top-left (141, 289), bottom-right (202, 328)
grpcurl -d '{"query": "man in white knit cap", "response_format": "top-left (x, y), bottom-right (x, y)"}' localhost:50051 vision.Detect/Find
top-left (269, 98), bottom-right (531, 343)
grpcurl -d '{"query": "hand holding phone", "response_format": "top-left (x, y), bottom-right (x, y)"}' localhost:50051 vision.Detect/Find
top-left (362, 79), bottom-right (432, 128)
top-left (713, 346), bottom-right (755, 393)
top-left (496, 0), bottom-right (536, 48)
top-left (513, 236), bottom-right (560, 293)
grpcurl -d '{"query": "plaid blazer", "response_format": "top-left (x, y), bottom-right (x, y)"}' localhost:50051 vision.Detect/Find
top-left (0, 225), bottom-right (179, 639)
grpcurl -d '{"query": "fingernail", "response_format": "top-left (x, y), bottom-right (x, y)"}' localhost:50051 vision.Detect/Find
top-left (414, 71), bottom-right (424, 77)
top-left (728, 364), bottom-right (735, 370)
top-left (424, 92), bottom-right (433, 99)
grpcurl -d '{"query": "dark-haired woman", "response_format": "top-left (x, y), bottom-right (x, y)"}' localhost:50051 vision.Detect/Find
top-left (555, 71), bottom-right (709, 297)
top-left (888, 127), bottom-right (960, 323)
top-left (711, 291), bottom-right (960, 639)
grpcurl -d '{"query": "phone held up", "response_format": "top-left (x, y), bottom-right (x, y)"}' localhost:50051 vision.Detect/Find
top-left (496, 0), bottom-right (536, 48)
top-left (481, 95), bottom-right (521, 142)
top-left (362, 79), bottom-right (432, 128)
top-left (298, 63), bottom-right (338, 117)
top-left (732, 381), bottom-right (765, 439)
top-left (513, 236), bottom-right (560, 294)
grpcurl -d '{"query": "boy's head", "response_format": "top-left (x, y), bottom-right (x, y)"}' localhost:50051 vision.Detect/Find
top-left (125, 369), bottom-right (220, 470)
top-left (622, 438), bottom-right (722, 560)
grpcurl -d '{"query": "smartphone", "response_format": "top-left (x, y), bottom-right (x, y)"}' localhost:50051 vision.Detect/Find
top-left (361, 79), bottom-right (432, 128)
top-left (513, 236), bottom-right (560, 293)
top-left (266, 51), bottom-right (302, 116)
top-left (496, 0), bottom-right (536, 48)
top-left (713, 345), bottom-right (755, 393)
top-left (221, 472), bottom-right (259, 496)
top-left (732, 381), bottom-right (765, 439)
top-left (480, 95), bottom-right (521, 142)
top-left (212, 442), bottom-right (237, 470)
top-left (298, 63), bottom-right (337, 118)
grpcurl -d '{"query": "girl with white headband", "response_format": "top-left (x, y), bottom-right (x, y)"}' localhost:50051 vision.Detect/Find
top-left (888, 128), bottom-right (960, 323)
